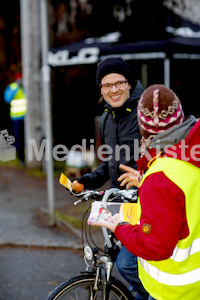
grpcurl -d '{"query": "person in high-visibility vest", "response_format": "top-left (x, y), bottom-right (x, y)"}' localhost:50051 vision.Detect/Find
top-left (91, 84), bottom-right (200, 300)
top-left (4, 72), bottom-right (27, 164)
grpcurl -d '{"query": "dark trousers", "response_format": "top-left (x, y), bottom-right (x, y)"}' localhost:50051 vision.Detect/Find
top-left (12, 119), bottom-right (25, 162)
top-left (116, 246), bottom-right (149, 299)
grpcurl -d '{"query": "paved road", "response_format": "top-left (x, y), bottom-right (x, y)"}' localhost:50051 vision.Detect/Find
top-left (0, 245), bottom-right (123, 300)
top-left (0, 165), bottom-right (84, 299)
top-left (0, 246), bottom-right (85, 300)
top-left (0, 166), bottom-right (124, 300)
top-left (0, 165), bottom-right (81, 248)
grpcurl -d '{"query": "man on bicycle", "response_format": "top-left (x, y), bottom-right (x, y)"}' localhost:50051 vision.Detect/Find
top-left (72, 56), bottom-right (148, 299)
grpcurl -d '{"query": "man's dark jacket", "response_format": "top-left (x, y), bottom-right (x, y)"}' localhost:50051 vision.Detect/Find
top-left (78, 80), bottom-right (144, 189)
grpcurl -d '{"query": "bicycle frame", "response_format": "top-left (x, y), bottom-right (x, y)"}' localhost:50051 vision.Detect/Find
top-left (83, 246), bottom-right (116, 300)
top-left (80, 187), bottom-right (138, 299)
top-left (46, 184), bottom-right (137, 300)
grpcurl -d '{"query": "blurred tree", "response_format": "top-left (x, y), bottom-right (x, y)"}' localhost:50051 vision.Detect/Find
top-left (48, 0), bottom-right (173, 47)
top-left (164, 0), bottom-right (200, 26)
top-left (118, 0), bottom-right (168, 42)
top-left (87, 0), bottom-right (117, 36)
top-left (0, 1), bottom-right (21, 132)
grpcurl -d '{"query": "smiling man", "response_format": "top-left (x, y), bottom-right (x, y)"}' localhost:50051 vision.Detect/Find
top-left (72, 57), bottom-right (148, 299)
top-left (72, 56), bottom-right (144, 191)
top-left (100, 73), bottom-right (130, 108)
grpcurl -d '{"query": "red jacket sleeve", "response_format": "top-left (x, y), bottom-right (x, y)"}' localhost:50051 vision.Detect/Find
top-left (115, 171), bottom-right (188, 261)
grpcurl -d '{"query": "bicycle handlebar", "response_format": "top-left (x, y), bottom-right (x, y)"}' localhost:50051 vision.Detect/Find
top-left (73, 190), bottom-right (103, 205)
top-left (73, 188), bottom-right (138, 205)
top-left (72, 187), bottom-right (138, 249)
top-left (59, 173), bottom-right (138, 252)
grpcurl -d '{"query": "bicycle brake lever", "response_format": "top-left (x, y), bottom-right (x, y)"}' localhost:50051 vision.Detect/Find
top-left (70, 190), bottom-right (87, 197)
top-left (73, 192), bottom-right (93, 205)
top-left (74, 199), bottom-right (83, 205)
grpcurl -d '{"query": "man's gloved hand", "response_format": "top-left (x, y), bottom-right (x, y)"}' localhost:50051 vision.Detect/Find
top-left (72, 180), bottom-right (84, 193)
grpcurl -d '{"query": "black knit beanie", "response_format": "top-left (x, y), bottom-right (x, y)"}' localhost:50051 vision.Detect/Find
top-left (96, 57), bottom-right (130, 87)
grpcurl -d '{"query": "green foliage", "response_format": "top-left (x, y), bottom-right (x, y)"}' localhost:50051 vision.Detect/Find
top-left (55, 210), bottom-right (82, 229)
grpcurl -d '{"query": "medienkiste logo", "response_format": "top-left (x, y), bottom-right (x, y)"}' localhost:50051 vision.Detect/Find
top-left (0, 129), bottom-right (16, 162)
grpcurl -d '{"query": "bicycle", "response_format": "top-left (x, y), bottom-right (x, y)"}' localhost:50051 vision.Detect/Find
top-left (46, 179), bottom-right (138, 300)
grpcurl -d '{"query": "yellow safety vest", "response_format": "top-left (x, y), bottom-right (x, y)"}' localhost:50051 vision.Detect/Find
top-left (138, 157), bottom-right (200, 300)
top-left (10, 83), bottom-right (27, 120)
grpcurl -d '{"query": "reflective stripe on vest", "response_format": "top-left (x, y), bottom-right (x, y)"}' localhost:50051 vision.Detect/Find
top-left (138, 157), bottom-right (200, 300)
top-left (139, 258), bottom-right (200, 286)
top-left (10, 87), bottom-right (27, 120)
top-left (171, 237), bottom-right (200, 262)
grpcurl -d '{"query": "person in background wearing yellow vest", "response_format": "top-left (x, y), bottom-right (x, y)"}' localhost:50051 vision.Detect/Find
top-left (4, 72), bottom-right (27, 164)
top-left (91, 84), bottom-right (200, 300)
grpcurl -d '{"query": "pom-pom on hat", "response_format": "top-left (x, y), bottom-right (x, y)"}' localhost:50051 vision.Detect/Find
top-left (96, 56), bottom-right (130, 87)
top-left (137, 84), bottom-right (184, 137)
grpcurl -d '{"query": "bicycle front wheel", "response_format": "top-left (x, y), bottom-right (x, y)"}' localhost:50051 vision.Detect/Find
top-left (46, 274), bottom-right (133, 300)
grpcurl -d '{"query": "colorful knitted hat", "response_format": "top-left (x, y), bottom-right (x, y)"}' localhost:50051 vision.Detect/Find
top-left (96, 56), bottom-right (130, 87)
top-left (137, 84), bottom-right (184, 136)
